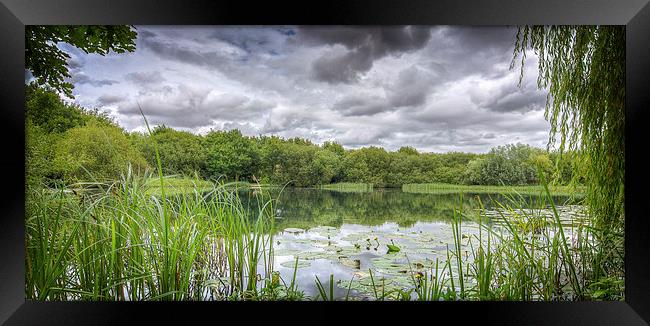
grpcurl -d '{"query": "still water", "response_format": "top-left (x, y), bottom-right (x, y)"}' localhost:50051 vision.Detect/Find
top-left (238, 187), bottom-right (582, 300)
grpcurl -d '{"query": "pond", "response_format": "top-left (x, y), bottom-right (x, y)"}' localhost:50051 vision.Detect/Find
top-left (237, 187), bottom-right (585, 300)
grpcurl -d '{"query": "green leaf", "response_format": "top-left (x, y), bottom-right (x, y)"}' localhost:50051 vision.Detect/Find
top-left (386, 244), bottom-right (401, 253)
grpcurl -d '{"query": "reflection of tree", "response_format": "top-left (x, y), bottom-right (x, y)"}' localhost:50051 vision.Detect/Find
top-left (237, 189), bottom-right (573, 230)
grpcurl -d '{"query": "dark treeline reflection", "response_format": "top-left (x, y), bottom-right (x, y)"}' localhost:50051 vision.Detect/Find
top-left (234, 188), bottom-right (577, 230)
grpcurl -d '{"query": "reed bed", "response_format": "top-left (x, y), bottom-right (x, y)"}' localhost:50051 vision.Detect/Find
top-left (26, 158), bottom-right (619, 301)
top-left (25, 110), bottom-right (295, 301)
top-left (353, 180), bottom-right (622, 301)
top-left (319, 182), bottom-right (374, 193)
top-left (25, 169), bottom-right (294, 301)
top-left (402, 183), bottom-right (585, 196)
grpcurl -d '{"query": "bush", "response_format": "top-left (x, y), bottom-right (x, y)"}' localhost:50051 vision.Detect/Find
top-left (137, 126), bottom-right (206, 177)
top-left (52, 123), bottom-right (149, 183)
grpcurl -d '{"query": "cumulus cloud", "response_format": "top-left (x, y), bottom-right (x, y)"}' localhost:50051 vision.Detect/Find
top-left (97, 94), bottom-right (126, 106)
top-left (64, 25), bottom-right (551, 153)
top-left (387, 65), bottom-right (439, 107)
top-left (115, 84), bottom-right (275, 129)
top-left (332, 94), bottom-right (389, 116)
top-left (298, 26), bottom-right (432, 83)
top-left (71, 72), bottom-right (118, 87)
top-left (125, 71), bottom-right (166, 85)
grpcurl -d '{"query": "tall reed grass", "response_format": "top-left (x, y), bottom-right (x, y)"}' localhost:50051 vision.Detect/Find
top-left (402, 183), bottom-right (585, 196)
top-left (25, 108), bottom-right (288, 301)
top-left (394, 176), bottom-right (623, 301)
top-left (25, 168), bottom-right (288, 300)
top-left (319, 182), bottom-right (374, 192)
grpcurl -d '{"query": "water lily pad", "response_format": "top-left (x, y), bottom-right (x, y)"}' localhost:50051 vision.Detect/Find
top-left (309, 226), bottom-right (338, 236)
top-left (273, 248), bottom-right (303, 256)
top-left (339, 257), bottom-right (361, 269)
top-left (283, 228), bottom-right (305, 234)
top-left (280, 260), bottom-right (311, 269)
top-left (340, 233), bottom-right (371, 242)
top-left (296, 251), bottom-right (330, 260)
top-left (309, 239), bottom-right (336, 247)
top-left (410, 247), bottom-right (437, 254)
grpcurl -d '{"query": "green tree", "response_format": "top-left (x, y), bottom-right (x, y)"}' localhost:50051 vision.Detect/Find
top-left (25, 83), bottom-right (84, 133)
top-left (343, 147), bottom-right (391, 186)
top-left (385, 151), bottom-right (423, 186)
top-left (397, 146), bottom-right (419, 156)
top-left (463, 144), bottom-right (541, 186)
top-left (52, 123), bottom-right (149, 183)
top-left (463, 158), bottom-right (486, 185)
top-left (311, 150), bottom-right (341, 185)
top-left (26, 121), bottom-right (58, 187)
top-left (138, 127), bottom-right (206, 176)
top-left (25, 25), bottom-right (137, 98)
top-left (204, 130), bottom-right (260, 181)
top-left (323, 141), bottom-right (345, 156)
top-left (257, 135), bottom-right (285, 184)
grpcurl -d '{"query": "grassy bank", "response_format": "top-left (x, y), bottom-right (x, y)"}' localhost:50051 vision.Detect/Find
top-left (143, 178), bottom-right (284, 196)
top-left (402, 183), bottom-right (585, 196)
top-left (143, 176), bottom-right (214, 196)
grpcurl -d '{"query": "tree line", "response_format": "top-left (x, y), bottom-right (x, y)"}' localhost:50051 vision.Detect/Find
top-left (26, 84), bottom-right (582, 189)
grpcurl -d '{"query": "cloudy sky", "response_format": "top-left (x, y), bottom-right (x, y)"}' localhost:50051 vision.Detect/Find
top-left (59, 25), bottom-right (551, 153)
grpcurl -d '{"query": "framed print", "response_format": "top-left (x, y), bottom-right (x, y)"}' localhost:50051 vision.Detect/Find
top-left (1, 0), bottom-right (649, 324)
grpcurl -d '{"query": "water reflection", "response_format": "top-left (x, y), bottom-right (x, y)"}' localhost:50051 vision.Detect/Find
top-left (240, 188), bottom-right (578, 229)
top-left (235, 188), bottom-right (580, 299)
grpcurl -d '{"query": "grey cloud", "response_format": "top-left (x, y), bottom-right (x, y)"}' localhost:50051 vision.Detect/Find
top-left (297, 26), bottom-right (431, 53)
top-left (387, 65), bottom-right (438, 107)
top-left (332, 94), bottom-right (388, 116)
top-left (97, 94), bottom-right (126, 106)
top-left (137, 85), bottom-right (174, 97)
top-left (67, 57), bottom-right (84, 70)
top-left (441, 26), bottom-right (517, 56)
top-left (140, 36), bottom-right (232, 71)
top-left (72, 72), bottom-right (118, 86)
top-left (482, 90), bottom-right (546, 113)
top-left (262, 114), bottom-right (311, 134)
top-left (331, 65), bottom-right (438, 116)
top-left (139, 29), bottom-right (157, 39)
top-left (117, 85), bottom-right (274, 128)
top-left (311, 46), bottom-right (374, 83)
top-left (221, 121), bottom-right (261, 135)
top-left (75, 26), bottom-right (550, 153)
top-left (418, 26), bottom-right (519, 82)
top-left (470, 78), bottom-right (547, 113)
top-left (208, 27), bottom-right (288, 55)
top-left (125, 71), bottom-right (166, 86)
top-left (300, 26), bottom-right (432, 83)
top-left (335, 128), bottom-right (393, 147)
top-left (206, 94), bottom-right (275, 120)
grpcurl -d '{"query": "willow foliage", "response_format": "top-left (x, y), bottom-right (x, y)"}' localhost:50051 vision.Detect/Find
top-left (513, 26), bottom-right (625, 279)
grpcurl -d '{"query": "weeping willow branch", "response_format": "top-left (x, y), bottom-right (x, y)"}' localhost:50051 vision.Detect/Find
top-left (512, 26), bottom-right (625, 278)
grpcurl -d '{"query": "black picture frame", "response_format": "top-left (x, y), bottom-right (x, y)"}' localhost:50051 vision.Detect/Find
top-left (1, 0), bottom-right (649, 325)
